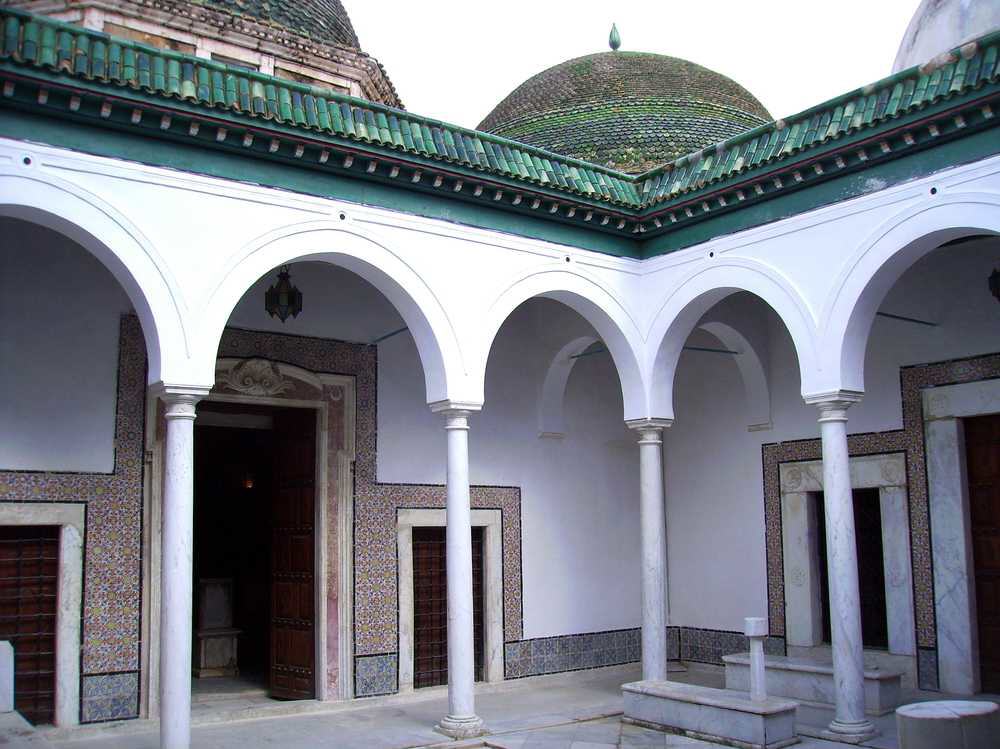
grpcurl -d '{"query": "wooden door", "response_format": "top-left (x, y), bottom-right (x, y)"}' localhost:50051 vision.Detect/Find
top-left (412, 526), bottom-right (484, 688)
top-left (0, 526), bottom-right (59, 725)
top-left (965, 413), bottom-right (1000, 693)
top-left (269, 408), bottom-right (316, 699)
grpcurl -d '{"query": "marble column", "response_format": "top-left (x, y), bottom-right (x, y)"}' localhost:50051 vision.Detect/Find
top-left (630, 419), bottom-right (671, 682)
top-left (159, 388), bottom-right (205, 749)
top-left (435, 407), bottom-right (485, 739)
top-left (807, 393), bottom-right (876, 742)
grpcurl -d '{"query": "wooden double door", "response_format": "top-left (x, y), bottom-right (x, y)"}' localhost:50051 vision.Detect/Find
top-left (965, 413), bottom-right (1000, 693)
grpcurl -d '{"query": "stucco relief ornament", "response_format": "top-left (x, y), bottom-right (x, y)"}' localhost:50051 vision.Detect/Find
top-left (880, 457), bottom-right (905, 486)
top-left (781, 466), bottom-right (804, 492)
top-left (789, 566), bottom-right (806, 587)
top-left (218, 359), bottom-right (293, 396)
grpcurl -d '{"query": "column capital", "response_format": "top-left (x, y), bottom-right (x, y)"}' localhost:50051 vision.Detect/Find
top-left (804, 390), bottom-right (863, 422)
top-left (429, 399), bottom-right (483, 416)
top-left (626, 417), bottom-right (673, 442)
top-left (151, 383), bottom-right (210, 420)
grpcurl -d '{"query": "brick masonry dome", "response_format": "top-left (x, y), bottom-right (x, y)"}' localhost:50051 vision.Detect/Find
top-left (478, 50), bottom-right (772, 174)
top-left (193, 0), bottom-right (361, 48)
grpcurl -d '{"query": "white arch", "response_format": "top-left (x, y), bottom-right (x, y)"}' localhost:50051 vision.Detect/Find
top-left (821, 193), bottom-right (1000, 396)
top-left (646, 259), bottom-right (819, 420)
top-left (198, 220), bottom-right (465, 405)
top-left (697, 321), bottom-right (772, 430)
top-left (537, 336), bottom-right (601, 437)
top-left (474, 265), bottom-right (648, 421)
top-left (0, 168), bottom-right (188, 384)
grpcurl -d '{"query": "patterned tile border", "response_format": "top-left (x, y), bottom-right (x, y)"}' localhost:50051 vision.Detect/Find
top-left (216, 328), bottom-right (525, 669)
top-left (354, 654), bottom-right (398, 697)
top-left (503, 626), bottom-right (785, 679)
top-left (0, 316), bottom-right (146, 683)
top-left (762, 351), bottom-right (1000, 692)
top-left (80, 671), bottom-right (139, 723)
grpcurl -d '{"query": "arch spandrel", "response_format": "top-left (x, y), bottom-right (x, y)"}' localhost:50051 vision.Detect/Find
top-left (198, 221), bottom-right (467, 407)
top-left (820, 194), bottom-right (1000, 397)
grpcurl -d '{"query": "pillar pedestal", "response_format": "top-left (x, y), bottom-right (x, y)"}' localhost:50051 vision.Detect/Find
top-left (432, 405), bottom-right (485, 739)
top-left (806, 392), bottom-right (878, 744)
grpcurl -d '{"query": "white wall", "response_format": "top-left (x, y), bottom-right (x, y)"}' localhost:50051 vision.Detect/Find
top-left (0, 218), bottom-right (132, 472)
top-left (664, 237), bottom-right (1000, 632)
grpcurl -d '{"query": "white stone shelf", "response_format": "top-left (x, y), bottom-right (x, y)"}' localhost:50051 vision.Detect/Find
top-left (622, 679), bottom-right (799, 749)
top-left (723, 653), bottom-right (903, 716)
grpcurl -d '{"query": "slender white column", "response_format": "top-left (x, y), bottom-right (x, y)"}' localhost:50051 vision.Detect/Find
top-left (807, 393), bottom-right (877, 742)
top-left (435, 407), bottom-right (485, 739)
top-left (158, 389), bottom-right (204, 749)
top-left (630, 419), bottom-right (671, 682)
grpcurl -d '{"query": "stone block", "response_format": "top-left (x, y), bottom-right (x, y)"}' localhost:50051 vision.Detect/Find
top-left (0, 642), bottom-right (12, 713)
top-left (896, 700), bottom-right (999, 749)
top-left (622, 679), bottom-right (799, 749)
top-left (724, 653), bottom-right (903, 716)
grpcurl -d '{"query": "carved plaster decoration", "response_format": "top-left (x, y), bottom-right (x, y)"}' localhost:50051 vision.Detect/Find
top-left (216, 358), bottom-right (293, 396)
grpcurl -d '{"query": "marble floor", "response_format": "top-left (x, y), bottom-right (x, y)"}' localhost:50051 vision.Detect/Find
top-left (37, 663), bottom-right (998, 749)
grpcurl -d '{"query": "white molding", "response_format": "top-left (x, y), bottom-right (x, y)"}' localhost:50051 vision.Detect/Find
top-left (0, 503), bottom-right (84, 727)
top-left (396, 509), bottom-right (503, 693)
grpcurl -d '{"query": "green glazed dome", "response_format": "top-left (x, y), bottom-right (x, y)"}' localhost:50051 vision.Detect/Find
top-left (478, 51), bottom-right (772, 174)
top-left (192, 0), bottom-right (361, 48)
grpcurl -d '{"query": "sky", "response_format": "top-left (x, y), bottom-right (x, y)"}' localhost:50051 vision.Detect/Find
top-left (348, 0), bottom-right (921, 129)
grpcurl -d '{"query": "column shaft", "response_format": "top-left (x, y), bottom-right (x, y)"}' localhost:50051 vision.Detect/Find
top-left (636, 422), bottom-right (669, 682)
top-left (814, 396), bottom-right (876, 740)
top-left (437, 409), bottom-right (484, 739)
top-left (159, 394), bottom-right (200, 749)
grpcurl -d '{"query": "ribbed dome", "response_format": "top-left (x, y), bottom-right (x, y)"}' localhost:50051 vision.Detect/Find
top-left (478, 51), bottom-right (771, 174)
top-left (192, 0), bottom-right (360, 48)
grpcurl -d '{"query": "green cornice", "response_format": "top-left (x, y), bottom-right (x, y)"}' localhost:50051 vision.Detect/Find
top-left (1, 7), bottom-right (999, 258)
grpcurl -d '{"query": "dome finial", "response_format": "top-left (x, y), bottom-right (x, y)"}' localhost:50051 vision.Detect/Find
top-left (609, 23), bottom-right (621, 51)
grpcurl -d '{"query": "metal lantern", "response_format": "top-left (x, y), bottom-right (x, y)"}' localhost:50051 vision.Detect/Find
top-left (991, 267), bottom-right (1000, 304)
top-left (265, 265), bottom-right (303, 322)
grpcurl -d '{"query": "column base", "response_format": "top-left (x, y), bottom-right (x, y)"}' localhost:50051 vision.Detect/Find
top-left (821, 718), bottom-right (879, 744)
top-left (435, 714), bottom-right (486, 739)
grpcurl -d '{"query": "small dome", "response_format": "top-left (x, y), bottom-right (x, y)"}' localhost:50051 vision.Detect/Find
top-left (893, 0), bottom-right (1000, 73)
top-left (192, 0), bottom-right (361, 48)
top-left (478, 50), bottom-right (771, 174)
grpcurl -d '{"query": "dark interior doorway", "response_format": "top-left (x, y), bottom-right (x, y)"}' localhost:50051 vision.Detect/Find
top-left (193, 401), bottom-right (317, 700)
top-left (965, 413), bottom-right (1000, 693)
top-left (817, 488), bottom-right (889, 649)
top-left (412, 526), bottom-right (485, 688)
top-left (0, 526), bottom-right (58, 725)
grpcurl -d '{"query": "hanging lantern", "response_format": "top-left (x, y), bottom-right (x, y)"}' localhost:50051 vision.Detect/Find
top-left (265, 265), bottom-right (302, 322)
top-left (991, 267), bottom-right (1000, 304)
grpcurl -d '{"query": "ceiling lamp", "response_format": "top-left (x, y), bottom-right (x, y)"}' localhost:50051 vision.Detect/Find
top-left (265, 265), bottom-right (303, 322)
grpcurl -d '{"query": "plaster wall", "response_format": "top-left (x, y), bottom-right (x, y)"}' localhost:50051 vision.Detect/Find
top-left (664, 238), bottom-right (1000, 632)
top-left (0, 218), bottom-right (131, 472)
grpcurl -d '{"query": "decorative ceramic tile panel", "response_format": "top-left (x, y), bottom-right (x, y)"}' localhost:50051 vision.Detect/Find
top-left (0, 316), bottom-right (146, 680)
top-left (354, 654), bottom-right (397, 697)
top-left (504, 628), bottom-right (640, 679)
top-left (762, 351), bottom-right (1000, 693)
top-left (81, 671), bottom-right (139, 723)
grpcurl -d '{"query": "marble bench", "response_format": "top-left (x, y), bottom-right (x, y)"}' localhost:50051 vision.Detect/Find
top-left (723, 653), bottom-right (903, 716)
top-left (622, 679), bottom-right (799, 749)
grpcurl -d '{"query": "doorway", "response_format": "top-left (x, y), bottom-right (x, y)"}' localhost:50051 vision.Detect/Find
top-left (193, 401), bottom-right (318, 700)
top-left (0, 526), bottom-right (59, 725)
top-left (816, 488), bottom-right (889, 649)
top-left (964, 413), bottom-right (1000, 693)
top-left (412, 526), bottom-right (485, 688)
